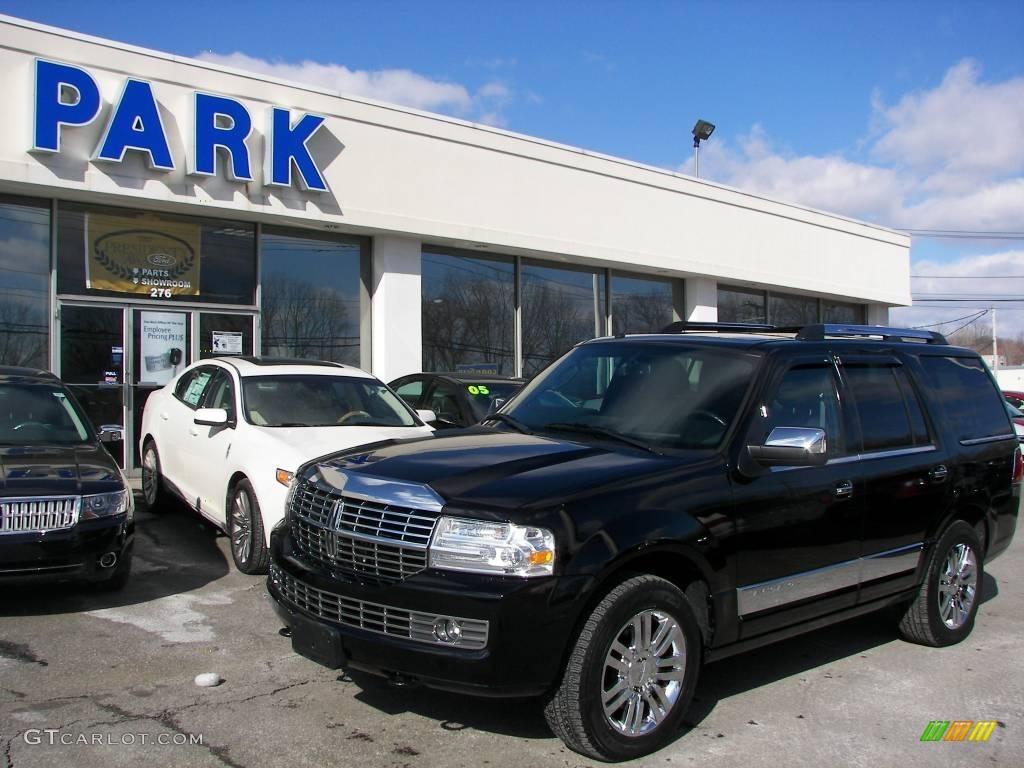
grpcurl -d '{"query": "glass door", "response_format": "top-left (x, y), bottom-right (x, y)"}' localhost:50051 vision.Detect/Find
top-left (132, 309), bottom-right (192, 469)
top-left (59, 305), bottom-right (127, 466)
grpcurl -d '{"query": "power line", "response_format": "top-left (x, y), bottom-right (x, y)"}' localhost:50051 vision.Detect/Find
top-left (912, 275), bottom-right (1024, 279)
top-left (911, 310), bottom-right (989, 330)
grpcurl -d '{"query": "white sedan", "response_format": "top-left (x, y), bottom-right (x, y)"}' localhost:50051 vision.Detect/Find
top-left (139, 358), bottom-right (435, 573)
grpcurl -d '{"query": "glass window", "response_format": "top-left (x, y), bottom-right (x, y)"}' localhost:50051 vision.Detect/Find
top-left (823, 300), bottom-right (865, 324)
top-left (200, 313), bottom-right (253, 359)
top-left (754, 364), bottom-right (846, 456)
top-left (463, 380), bottom-right (522, 421)
top-left (427, 380), bottom-right (464, 425)
top-left (0, 195), bottom-right (50, 369)
top-left (422, 249), bottom-right (515, 376)
top-left (918, 356), bottom-right (1013, 442)
top-left (611, 273), bottom-right (674, 335)
top-left (0, 381), bottom-right (92, 445)
top-left (507, 342), bottom-right (756, 451)
top-left (844, 365), bottom-right (917, 451)
top-left (203, 370), bottom-right (236, 421)
top-left (241, 375), bottom-right (415, 427)
top-left (393, 378), bottom-right (425, 406)
top-left (260, 228), bottom-right (366, 366)
top-left (769, 292), bottom-right (819, 326)
top-left (176, 367), bottom-right (215, 408)
top-left (521, 261), bottom-right (606, 377)
top-left (57, 203), bottom-right (255, 305)
top-left (718, 284), bottom-right (766, 324)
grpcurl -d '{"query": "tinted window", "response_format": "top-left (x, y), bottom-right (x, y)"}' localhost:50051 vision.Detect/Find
top-left (844, 364), bottom-right (924, 451)
top-left (718, 285), bottom-right (766, 324)
top-left (393, 379), bottom-right (425, 405)
top-left (919, 356), bottom-right (1013, 441)
top-left (753, 364), bottom-right (845, 456)
top-left (611, 273), bottom-right (674, 335)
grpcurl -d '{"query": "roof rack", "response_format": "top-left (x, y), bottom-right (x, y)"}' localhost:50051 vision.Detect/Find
top-left (795, 324), bottom-right (948, 344)
top-left (660, 321), bottom-right (777, 334)
top-left (657, 321), bottom-right (949, 345)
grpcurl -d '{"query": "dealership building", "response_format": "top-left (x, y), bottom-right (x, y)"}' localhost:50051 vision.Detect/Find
top-left (0, 15), bottom-right (911, 471)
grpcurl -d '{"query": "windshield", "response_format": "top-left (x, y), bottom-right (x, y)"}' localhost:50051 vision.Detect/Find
top-left (0, 382), bottom-right (93, 445)
top-left (500, 342), bottom-right (757, 450)
top-left (464, 381), bottom-right (523, 420)
top-left (242, 375), bottom-right (418, 428)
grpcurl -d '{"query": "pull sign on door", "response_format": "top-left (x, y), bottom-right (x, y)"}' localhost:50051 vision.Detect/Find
top-left (31, 59), bottom-right (329, 192)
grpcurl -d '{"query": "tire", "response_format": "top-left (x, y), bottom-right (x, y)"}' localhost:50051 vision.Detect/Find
top-left (544, 575), bottom-right (702, 761)
top-left (141, 440), bottom-right (166, 512)
top-left (898, 520), bottom-right (984, 647)
top-left (228, 479), bottom-right (269, 575)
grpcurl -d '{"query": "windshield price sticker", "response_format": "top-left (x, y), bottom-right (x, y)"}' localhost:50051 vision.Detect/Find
top-left (467, 385), bottom-right (490, 396)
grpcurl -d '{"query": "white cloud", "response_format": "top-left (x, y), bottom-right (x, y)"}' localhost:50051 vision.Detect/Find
top-left (691, 61), bottom-right (1024, 235)
top-left (196, 51), bottom-right (511, 123)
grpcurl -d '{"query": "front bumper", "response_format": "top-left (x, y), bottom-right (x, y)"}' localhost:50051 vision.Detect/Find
top-left (268, 525), bottom-right (585, 698)
top-left (0, 513), bottom-right (133, 584)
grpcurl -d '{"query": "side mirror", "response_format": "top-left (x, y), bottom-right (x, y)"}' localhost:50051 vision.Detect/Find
top-left (747, 426), bottom-right (828, 467)
top-left (416, 409), bottom-right (437, 424)
top-left (97, 424), bottom-right (123, 444)
top-left (194, 407), bottom-right (229, 427)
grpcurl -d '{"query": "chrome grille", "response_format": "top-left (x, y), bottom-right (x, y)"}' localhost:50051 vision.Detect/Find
top-left (0, 497), bottom-right (79, 534)
top-left (290, 479), bottom-right (437, 583)
top-left (270, 564), bottom-right (488, 650)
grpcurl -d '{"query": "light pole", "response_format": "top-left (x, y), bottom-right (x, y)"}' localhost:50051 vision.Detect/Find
top-left (692, 119), bottom-right (715, 178)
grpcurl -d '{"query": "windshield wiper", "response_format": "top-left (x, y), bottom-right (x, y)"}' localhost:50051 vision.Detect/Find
top-left (541, 422), bottom-right (661, 454)
top-left (484, 412), bottom-right (534, 435)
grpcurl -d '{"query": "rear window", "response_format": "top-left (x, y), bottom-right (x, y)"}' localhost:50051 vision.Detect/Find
top-left (918, 356), bottom-right (1012, 442)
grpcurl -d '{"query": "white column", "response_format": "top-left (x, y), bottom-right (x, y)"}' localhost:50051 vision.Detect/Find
top-left (371, 235), bottom-right (422, 382)
top-left (684, 277), bottom-right (718, 322)
top-left (866, 303), bottom-right (889, 326)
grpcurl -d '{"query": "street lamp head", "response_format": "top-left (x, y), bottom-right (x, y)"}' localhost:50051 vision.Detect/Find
top-left (692, 119), bottom-right (716, 144)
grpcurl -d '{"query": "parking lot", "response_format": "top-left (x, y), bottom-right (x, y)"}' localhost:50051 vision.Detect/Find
top-left (1, 491), bottom-right (1021, 768)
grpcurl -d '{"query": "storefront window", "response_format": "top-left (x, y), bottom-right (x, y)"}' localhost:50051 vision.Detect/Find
top-left (0, 195), bottom-right (49, 369)
top-left (522, 261), bottom-right (606, 377)
top-left (260, 228), bottom-right (366, 366)
top-left (769, 291), bottom-right (819, 326)
top-left (611, 273), bottom-right (674, 335)
top-left (421, 249), bottom-right (515, 375)
top-left (57, 203), bottom-right (256, 305)
top-left (718, 284), bottom-right (766, 324)
top-left (823, 300), bottom-right (865, 324)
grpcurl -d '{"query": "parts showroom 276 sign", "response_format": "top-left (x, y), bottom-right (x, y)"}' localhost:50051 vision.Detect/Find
top-left (86, 213), bottom-right (201, 297)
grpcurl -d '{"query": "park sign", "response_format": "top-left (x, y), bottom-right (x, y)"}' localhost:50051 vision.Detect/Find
top-left (31, 59), bottom-right (330, 192)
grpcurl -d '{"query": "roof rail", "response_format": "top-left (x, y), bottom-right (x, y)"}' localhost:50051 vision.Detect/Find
top-left (660, 321), bottom-right (777, 334)
top-left (795, 324), bottom-right (949, 344)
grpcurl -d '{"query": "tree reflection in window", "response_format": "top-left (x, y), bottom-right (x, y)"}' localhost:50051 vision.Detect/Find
top-left (0, 196), bottom-right (49, 369)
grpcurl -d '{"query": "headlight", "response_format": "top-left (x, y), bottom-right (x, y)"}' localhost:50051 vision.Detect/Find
top-left (428, 516), bottom-right (555, 577)
top-left (80, 489), bottom-right (131, 519)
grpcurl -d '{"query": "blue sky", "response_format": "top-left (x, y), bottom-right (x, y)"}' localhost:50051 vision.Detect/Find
top-left (2, 0), bottom-right (1023, 333)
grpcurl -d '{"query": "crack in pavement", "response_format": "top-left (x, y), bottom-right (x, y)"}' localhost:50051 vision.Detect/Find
top-left (3, 730), bottom-right (20, 768)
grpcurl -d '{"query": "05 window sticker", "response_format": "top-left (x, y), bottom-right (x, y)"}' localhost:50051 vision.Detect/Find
top-left (467, 385), bottom-right (490, 396)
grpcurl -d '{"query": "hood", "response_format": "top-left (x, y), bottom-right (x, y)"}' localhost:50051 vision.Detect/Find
top-left (0, 443), bottom-right (124, 498)
top-left (304, 428), bottom-right (680, 511)
top-left (259, 424), bottom-right (435, 469)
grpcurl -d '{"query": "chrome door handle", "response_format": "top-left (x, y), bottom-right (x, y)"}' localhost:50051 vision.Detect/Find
top-left (160, 412), bottom-right (169, 421)
top-left (834, 480), bottom-right (854, 498)
top-left (930, 465), bottom-right (949, 483)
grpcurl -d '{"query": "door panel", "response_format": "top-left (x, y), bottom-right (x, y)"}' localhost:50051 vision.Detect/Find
top-left (59, 306), bottom-right (126, 466)
top-left (188, 368), bottom-right (236, 524)
top-left (732, 357), bottom-right (863, 638)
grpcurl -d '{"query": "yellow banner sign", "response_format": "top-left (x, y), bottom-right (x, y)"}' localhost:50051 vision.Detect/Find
top-left (86, 214), bottom-right (201, 297)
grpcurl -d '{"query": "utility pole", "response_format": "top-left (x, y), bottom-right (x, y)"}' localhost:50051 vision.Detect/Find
top-left (992, 307), bottom-right (998, 371)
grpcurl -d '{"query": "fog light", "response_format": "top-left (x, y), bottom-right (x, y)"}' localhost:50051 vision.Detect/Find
top-left (433, 618), bottom-right (463, 643)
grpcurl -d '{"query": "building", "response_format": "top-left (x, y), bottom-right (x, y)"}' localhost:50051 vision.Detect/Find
top-left (0, 15), bottom-right (911, 472)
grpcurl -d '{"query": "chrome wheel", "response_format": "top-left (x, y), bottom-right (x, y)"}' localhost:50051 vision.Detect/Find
top-left (142, 446), bottom-right (159, 507)
top-left (602, 609), bottom-right (687, 737)
top-left (938, 542), bottom-right (977, 630)
top-left (231, 489), bottom-right (253, 565)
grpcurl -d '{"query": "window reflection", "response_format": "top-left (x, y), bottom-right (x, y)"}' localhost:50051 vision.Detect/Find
top-left (260, 228), bottom-right (365, 366)
top-left (421, 250), bottom-right (515, 375)
top-left (718, 284), bottom-right (766, 323)
top-left (522, 261), bottom-right (605, 377)
top-left (823, 300), bottom-right (865, 324)
top-left (769, 291), bottom-right (819, 326)
top-left (0, 196), bottom-right (49, 369)
top-left (611, 273), bottom-right (674, 335)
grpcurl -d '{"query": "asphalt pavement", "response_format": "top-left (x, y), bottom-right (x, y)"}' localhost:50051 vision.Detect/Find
top-left (1, 493), bottom-right (1021, 768)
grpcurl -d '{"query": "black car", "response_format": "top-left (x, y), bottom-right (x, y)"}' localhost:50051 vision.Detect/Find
top-left (269, 324), bottom-right (1020, 761)
top-left (0, 367), bottom-right (133, 588)
top-left (389, 372), bottom-right (524, 428)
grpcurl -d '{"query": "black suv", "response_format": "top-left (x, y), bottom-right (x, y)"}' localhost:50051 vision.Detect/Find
top-left (0, 367), bottom-right (134, 588)
top-left (268, 324), bottom-right (1020, 761)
